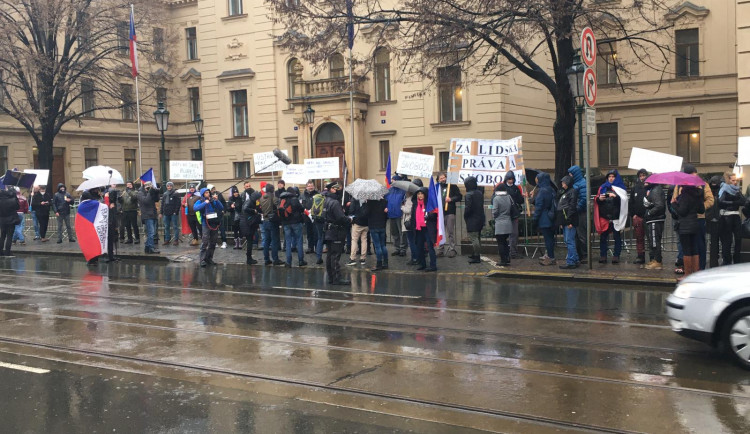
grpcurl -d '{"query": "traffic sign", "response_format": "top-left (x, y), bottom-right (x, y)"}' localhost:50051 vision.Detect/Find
top-left (581, 27), bottom-right (597, 67)
top-left (585, 108), bottom-right (596, 135)
top-left (583, 68), bottom-right (597, 107)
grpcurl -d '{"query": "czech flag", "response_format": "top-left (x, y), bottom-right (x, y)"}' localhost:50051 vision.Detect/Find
top-left (384, 153), bottom-right (392, 188)
top-left (139, 167), bottom-right (157, 188)
top-left (75, 200), bottom-right (109, 261)
top-left (427, 177), bottom-right (445, 247)
top-left (129, 6), bottom-right (139, 78)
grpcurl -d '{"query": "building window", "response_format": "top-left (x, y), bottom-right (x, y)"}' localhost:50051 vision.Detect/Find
top-left (596, 41), bottom-right (617, 85)
top-left (117, 21), bottom-right (129, 56)
top-left (188, 87), bottom-right (200, 121)
top-left (120, 84), bottom-right (134, 120)
top-left (329, 53), bottom-right (345, 78)
top-left (287, 58), bottom-right (299, 103)
top-left (186, 27), bottom-right (197, 60)
top-left (81, 79), bottom-right (95, 116)
top-left (292, 145), bottom-right (299, 164)
top-left (77, 11), bottom-right (90, 46)
top-left (231, 90), bottom-right (248, 137)
top-left (153, 28), bottom-right (165, 62)
top-left (228, 0), bottom-right (243, 16)
top-left (124, 149), bottom-right (137, 182)
top-left (676, 117), bottom-right (700, 163)
top-left (84, 148), bottom-right (98, 168)
top-left (676, 28), bottom-right (699, 77)
top-left (156, 87), bottom-right (168, 108)
top-left (597, 123), bottom-right (618, 167)
top-left (234, 162), bottom-right (251, 178)
top-left (438, 66), bottom-right (462, 122)
top-left (374, 47), bottom-right (391, 102)
top-left (439, 151), bottom-right (450, 172)
top-left (0, 146), bottom-right (7, 174)
top-left (191, 149), bottom-right (202, 161)
top-left (379, 140), bottom-right (390, 170)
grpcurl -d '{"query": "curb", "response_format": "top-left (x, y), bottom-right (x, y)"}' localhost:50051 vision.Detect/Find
top-left (12, 249), bottom-right (171, 263)
top-left (485, 269), bottom-right (676, 288)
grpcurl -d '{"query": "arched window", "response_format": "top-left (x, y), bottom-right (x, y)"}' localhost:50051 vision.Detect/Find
top-left (329, 53), bottom-right (345, 78)
top-left (287, 58), bottom-right (299, 100)
top-left (374, 47), bottom-right (390, 101)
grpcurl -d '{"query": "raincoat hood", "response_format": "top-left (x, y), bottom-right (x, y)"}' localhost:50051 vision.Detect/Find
top-left (561, 175), bottom-right (573, 189)
top-left (504, 171), bottom-right (516, 182)
top-left (57, 183), bottom-right (66, 192)
top-left (536, 172), bottom-right (552, 189)
top-left (568, 166), bottom-right (584, 184)
top-left (230, 186), bottom-right (239, 195)
top-left (601, 169), bottom-right (626, 192)
top-left (199, 188), bottom-right (210, 197)
top-left (463, 176), bottom-right (478, 192)
top-left (494, 182), bottom-right (507, 192)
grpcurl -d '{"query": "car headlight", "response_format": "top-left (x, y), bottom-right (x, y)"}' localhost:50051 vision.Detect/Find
top-left (673, 282), bottom-right (701, 299)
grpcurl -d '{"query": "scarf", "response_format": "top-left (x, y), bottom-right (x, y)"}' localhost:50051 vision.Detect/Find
top-left (719, 182), bottom-right (740, 199)
top-left (416, 199), bottom-right (426, 230)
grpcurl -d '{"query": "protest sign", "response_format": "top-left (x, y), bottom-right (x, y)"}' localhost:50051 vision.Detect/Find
top-left (396, 152), bottom-right (435, 178)
top-left (739, 136), bottom-right (750, 166)
top-left (446, 137), bottom-right (525, 186)
top-left (283, 164), bottom-right (309, 185)
top-left (304, 157), bottom-right (340, 179)
top-left (627, 147), bottom-right (683, 173)
top-left (253, 150), bottom-right (289, 174)
top-left (24, 169), bottom-right (49, 186)
top-left (169, 161), bottom-right (204, 180)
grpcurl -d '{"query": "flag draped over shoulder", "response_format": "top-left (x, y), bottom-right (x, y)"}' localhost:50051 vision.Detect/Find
top-left (427, 177), bottom-right (445, 247)
top-left (129, 6), bottom-right (139, 78)
top-left (384, 153), bottom-right (391, 188)
top-left (75, 200), bottom-right (109, 261)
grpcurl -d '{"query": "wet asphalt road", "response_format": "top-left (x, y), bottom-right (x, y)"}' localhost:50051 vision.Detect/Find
top-left (0, 256), bottom-right (748, 433)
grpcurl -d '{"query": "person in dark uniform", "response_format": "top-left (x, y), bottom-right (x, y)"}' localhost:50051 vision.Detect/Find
top-left (323, 181), bottom-right (351, 285)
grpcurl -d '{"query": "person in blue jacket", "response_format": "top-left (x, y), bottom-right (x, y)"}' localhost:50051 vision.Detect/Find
top-left (385, 174), bottom-right (407, 256)
top-left (194, 187), bottom-right (224, 267)
top-left (532, 172), bottom-right (556, 265)
top-left (568, 165), bottom-right (587, 259)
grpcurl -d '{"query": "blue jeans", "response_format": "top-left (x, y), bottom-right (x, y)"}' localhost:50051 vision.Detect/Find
top-left (599, 226), bottom-right (621, 258)
top-left (262, 220), bottom-right (280, 262)
top-left (284, 223), bottom-right (304, 264)
top-left (563, 226), bottom-right (579, 265)
top-left (13, 213), bottom-right (25, 242)
top-left (370, 228), bottom-right (388, 263)
top-left (540, 226), bottom-right (555, 259)
top-left (144, 218), bottom-right (156, 250)
top-left (31, 210), bottom-right (40, 238)
top-left (163, 214), bottom-right (179, 242)
top-left (314, 220), bottom-right (325, 260)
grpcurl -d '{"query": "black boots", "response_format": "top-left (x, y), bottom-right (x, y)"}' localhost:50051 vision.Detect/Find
top-left (468, 255), bottom-right (481, 264)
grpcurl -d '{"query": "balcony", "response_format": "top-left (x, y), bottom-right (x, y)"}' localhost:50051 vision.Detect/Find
top-left (292, 76), bottom-right (369, 104)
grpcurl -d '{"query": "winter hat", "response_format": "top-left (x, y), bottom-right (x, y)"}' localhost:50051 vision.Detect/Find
top-left (207, 184), bottom-right (215, 190)
top-left (166, 181), bottom-right (174, 188)
top-left (561, 175), bottom-right (573, 188)
top-left (325, 181), bottom-right (341, 190)
top-left (413, 179), bottom-right (424, 187)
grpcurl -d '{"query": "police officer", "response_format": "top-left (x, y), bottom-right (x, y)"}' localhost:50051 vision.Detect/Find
top-left (323, 181), bottom-right (351, 285)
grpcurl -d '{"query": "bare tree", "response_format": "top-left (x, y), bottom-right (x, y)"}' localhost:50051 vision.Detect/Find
top-left (0, 0), bottom-right (177, 186)
top-left (267, 0), bottom-right (675, 181)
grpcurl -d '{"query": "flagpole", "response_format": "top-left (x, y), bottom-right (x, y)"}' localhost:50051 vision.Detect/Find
top-left (131, 4), bottom-right (143, 178)
top-left (348, 46), bottom-right (355, 181)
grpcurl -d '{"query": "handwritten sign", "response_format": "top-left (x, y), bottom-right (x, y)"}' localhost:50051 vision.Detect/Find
top-left (739, 137), bottom-right (750, 166)
top-left (283, 164), bottom-right (309, 185)
top-left (253, 150), bottom-right (289, 174)
top-left (446, 137), bottom-right (524, 186)
top-left (396, 152), bottom-right (435, 178)
top-left (627, 147), bottom-right (683, 174)
top-left (304, 157), bottom-right (340, 179)
top-left (169, 161), bottom-right (204, 180)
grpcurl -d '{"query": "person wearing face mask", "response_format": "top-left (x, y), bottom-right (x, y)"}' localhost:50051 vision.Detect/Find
top-left (503, 172), bottom-right (524, 259)
top-left (53, 183), bottom-right (75, 243)
top-left (137, 181), bottom-right (160, 254)
top-left (228, 186), bottom-right (244, 249)
top-left (32, 185), bottom-right (52, 242)
top-left (436, 173), bottom-right (462, 258)
top-left (160, 182), bottom-right (182, 246)
top-left (120, 181), bottom-right (140, 244)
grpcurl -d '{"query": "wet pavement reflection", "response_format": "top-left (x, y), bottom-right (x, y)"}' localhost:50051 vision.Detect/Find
top-left (0, 256), bottom-right (748, 432)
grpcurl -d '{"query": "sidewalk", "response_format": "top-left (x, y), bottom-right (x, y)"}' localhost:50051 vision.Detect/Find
top-left (8, 237), bottom-right (679, 287)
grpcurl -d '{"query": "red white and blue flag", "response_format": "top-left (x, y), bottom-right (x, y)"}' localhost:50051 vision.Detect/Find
top-left (75, 200), bottom-right (109, 261)
top-left (427, 177), bottom-right (445, 247)
top-left (384, 153), bottom-right (392, 188)
top-left (129, 6), bottom-right (139, 78)
top-left (139, 167), bottom-right (157, 188)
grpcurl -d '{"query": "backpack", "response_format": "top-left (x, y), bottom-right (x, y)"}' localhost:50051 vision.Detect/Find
top-left (311, 194), bottom-right (325, 220)
top-left (277, 198), bottom-right (293, 220)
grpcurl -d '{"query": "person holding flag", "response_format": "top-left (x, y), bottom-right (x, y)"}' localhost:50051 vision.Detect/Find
top-left (137, 169), bottom-right (160, 254)
top-left (411, 179), bottom-right (441, 272)
top-left (594, 169), bottom-right (629, 264)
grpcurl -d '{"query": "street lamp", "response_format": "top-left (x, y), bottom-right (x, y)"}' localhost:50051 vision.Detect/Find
top-left (193, 114), bottom-right (204, 180)
top-left (566, 51), bottom-right (586, 167)
top-left (303, 104), bottom-right (315, 159)
top-left (153, 101), bottom-right (170, 187)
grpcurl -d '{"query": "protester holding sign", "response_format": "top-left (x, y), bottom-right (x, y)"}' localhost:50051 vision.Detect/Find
top-left (437, 173), bottom-right (462, 258)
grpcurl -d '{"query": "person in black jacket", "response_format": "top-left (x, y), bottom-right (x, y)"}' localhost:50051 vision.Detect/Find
top-left (503, 172), bottom-right (524, 258)
top-left (437, 173), bottom-right (462, 257)
top-left (137, 181), bottom-right (161, 254)
top-left (463, 176), bottom-right (485, 264)
top-left (53, 183), bottom-right (75, 243)
top-left (31, 186), bottom-right (52, 242)
top-left (323, 181), bottom-right (350, 285)
top-left (160, 182), bottom-right (182, 246)
top-left (280, 187), bottom-right (307, 267)
top-left (706, 176), bottom-right (722, 267)
top-left (240, 187), bottom-right (262, 265)
top-left (557, 176), bottom-right (579, 269)
top-left (227, 186), bottom-right (243, 249)
top-left (643, 182), bottom-right (666, 270)
top-left (302, 181), bottom-right (319, 254)
top-left (629, 169), bottom-right (649, 264)
top-left (718, 172), bottom-right (745, 265)
top-left (366, 198), bottom-right (388, 271)
top-left (0, 186), bottom-right (20, 257)
top-left (671, 185), bottom-right (705, 278)
top-left (412, 186), bottom-right (438, 271)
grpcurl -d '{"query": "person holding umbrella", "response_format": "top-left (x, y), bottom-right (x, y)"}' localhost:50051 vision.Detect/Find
top-left (671, 182), bottom-right (705, 278)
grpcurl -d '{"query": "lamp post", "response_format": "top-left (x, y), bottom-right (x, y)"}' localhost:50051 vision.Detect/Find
top-left (153, 101), bottom-right (170, 187)
top-left (566, 51), bottom-right (586, 168)
top-left (303, 104), bottom-right (316, 159)
top-left (193, 114), bottom-right (204, 180)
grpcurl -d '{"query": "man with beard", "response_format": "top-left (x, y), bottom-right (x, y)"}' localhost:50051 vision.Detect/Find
top-left (324, 181), bottom-right (351, 285)
top-left (120, 182), bottom-right (140, 244)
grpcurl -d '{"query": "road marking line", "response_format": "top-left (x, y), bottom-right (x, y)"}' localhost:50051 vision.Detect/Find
top-left (0, 361), bottom-right (50, 374)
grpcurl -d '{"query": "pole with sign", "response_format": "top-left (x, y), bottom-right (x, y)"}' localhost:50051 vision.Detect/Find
top-left (580, 27), bottom-right (597, 270)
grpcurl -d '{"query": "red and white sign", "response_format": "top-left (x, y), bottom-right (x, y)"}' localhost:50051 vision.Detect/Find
top-left (583, 68), bottom-right (597, 106)
top-left (580, 27), bottom-right (597, 67)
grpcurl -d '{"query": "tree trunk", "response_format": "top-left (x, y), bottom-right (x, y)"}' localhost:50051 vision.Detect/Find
top-left (553, 35), bottom-right (577, 184)
top-left (37, 127), bottom-right (55, 190)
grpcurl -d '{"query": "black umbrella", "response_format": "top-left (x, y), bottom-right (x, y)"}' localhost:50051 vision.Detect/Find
top-left (524, 168), bottom-right (557, 191)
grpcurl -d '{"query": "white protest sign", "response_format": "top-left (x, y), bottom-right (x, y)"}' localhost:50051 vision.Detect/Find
top-left (24, 169), bottom-right (49, 186)
top-left (253, 150), bottom-right (289, 174)
top-left (627, 147), bottom-right (683, 174)
top-left (738, 136), bottom-right (750, 166)
top-left (448, 137), bottom-right (524, 186)
top-left (283, 164), bottom-right (309, 185)
top-left (396, 151), bottom-right (435, 178)
top-left (304, 157), bottom-right (340, 179)
top-left (169, 161), bottom-right (204, 180)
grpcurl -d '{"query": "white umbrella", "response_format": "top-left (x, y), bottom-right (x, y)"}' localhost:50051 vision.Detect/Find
top-left (82, 165), bottom-right (124, 185)
top-left (346, 178), bottom-right (389, 201)
top-left (77, 177), bottom-right (112, 191)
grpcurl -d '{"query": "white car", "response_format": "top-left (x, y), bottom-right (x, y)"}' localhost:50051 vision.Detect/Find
top-left (666, 263), bottom-right (750, 370)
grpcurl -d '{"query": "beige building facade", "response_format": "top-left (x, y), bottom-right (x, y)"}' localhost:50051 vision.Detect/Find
top-left (0, 0), bottom-right (743, 190)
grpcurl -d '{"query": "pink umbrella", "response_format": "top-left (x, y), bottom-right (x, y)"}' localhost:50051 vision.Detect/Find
top-left (645, 171), bottom-right (705, 186)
